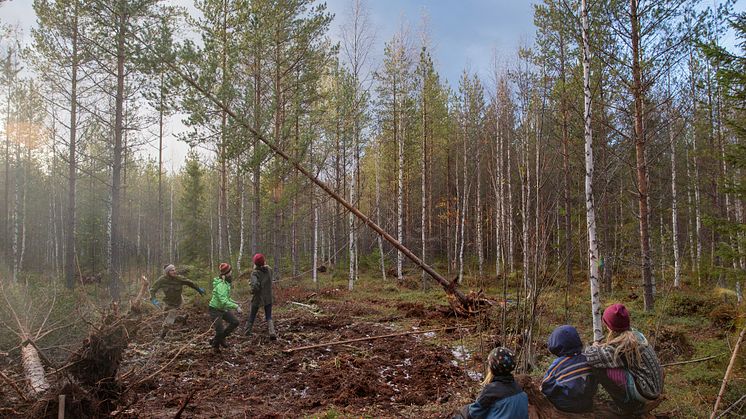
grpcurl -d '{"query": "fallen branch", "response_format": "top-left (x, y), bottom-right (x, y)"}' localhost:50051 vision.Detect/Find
top-left (662, 353), bottom-right (725, 367)
top-left (716, 394), bottom-right (746, 419)
top-left (0, 369), bottom-right (28, 401)
top-left (711, 327), bottom-right (746, 419)
top-left (124, 326), bottom-right (212, 394)
top-left (289, 301), bottom-right (322, 314)
top-left (173, 390), bottom-right (197, 419)
top-left (283, 324), bottom-right (475, 354)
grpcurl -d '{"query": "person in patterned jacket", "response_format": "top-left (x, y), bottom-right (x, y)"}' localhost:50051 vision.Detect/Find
top-left (584, 303), bottom-right (664, 415)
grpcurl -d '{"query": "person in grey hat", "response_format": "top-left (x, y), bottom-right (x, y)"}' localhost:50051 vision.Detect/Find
top-left (150, 264), bottom-right (206, 339)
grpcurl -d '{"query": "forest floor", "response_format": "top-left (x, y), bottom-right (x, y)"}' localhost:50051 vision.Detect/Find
top-left (0, 269), bottom-right (744, 418)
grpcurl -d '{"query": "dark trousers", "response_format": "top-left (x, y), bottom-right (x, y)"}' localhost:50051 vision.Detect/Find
top-left (595, 369), bottom-right (646, 414)
top-left (209, 307), bottom-right (239, 341)
top-left (249, 303), bottom-right (272, 324)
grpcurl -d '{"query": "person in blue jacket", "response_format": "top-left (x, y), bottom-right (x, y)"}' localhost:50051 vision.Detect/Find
top-left (541, 325), bottom-right (598, 413)
top-left (454, 347), bottom-right (528, 419)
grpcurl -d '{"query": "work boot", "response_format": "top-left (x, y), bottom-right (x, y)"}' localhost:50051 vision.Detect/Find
top-left (244, 321), bottom-right (254, 337)
top-left (268, 319), bottom-right (277, 340)
top-left (209, 336), bottom-right (221, 352)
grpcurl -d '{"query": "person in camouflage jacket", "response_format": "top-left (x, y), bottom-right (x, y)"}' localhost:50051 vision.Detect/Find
top-left (150, 264), bottom-right (205, 339)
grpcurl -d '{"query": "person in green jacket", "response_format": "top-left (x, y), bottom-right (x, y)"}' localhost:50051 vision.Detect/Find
top-left (208, 263), bottom-right (241, 351)
top-left (150, 264), bottom-right (205, 339)
top-left (244, 253), bottom-right (276, 339)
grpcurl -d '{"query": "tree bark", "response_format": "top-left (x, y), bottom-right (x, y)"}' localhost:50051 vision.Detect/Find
top-left (582, 0), bottom-right (603, 341)
top-left (109, 1), bottom-right (127, 301)
top-left (65, 5), bottom-right (79, 289)
top-left (630, 0), bottom-right (654, 310)
top-left (670, 116), bottom-right (681, 288)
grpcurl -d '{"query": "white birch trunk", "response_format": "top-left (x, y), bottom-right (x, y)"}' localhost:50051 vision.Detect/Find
top-left (582, 0), bottom-right (603, 342)
top-left (22, 343), bottom-right (49, 395)
top-left (238, 171), bottom-right (245, 273)
top-left (459, 122), bottom-right (469, 283)
top-left (670, 122), bottom-right (681, 288)
top-left (494, 106), bottom-right (503, 278)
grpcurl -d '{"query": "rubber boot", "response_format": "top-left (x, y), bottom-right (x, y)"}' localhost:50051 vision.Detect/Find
top-left (268, 319), bottom-right (277, 340)
top-left (210, 335), bottom-right (221, 352)
top-left (244, 320), bottom-right (254, 336)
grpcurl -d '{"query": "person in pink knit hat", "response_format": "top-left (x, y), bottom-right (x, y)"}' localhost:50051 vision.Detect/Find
top-left (584, 303), bottom-right (664, 415)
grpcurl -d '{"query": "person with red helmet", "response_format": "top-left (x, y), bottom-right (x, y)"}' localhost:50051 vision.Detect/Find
top-left (245, 253), bottom-right (276, 339)
top-left (208, 262), bottom-right (241, 351)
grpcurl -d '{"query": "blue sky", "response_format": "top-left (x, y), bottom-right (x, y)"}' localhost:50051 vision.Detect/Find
top-left (323, 0), bottom-right (537, 86)
top-left (1, 0), bottom-right (741, 167)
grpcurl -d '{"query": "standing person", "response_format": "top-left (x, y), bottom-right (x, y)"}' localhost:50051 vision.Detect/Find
top-left (541, 325), bottom-right (597, 413)
top-left (584, 303), bottom-right (664, 415)
top-left (453, 347), bottom-right (528, 419)
top-left (150, 264), bottom-right (206, 339)
top-left (208, 262), bottom-right (241, 351)
top-left (244, 253), bottom-right (276, 339)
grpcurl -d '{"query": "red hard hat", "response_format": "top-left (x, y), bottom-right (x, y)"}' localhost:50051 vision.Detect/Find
top-left (253, 253), bottom-right (265, 266)
top-left (219, 262), bottom-right (232, 275)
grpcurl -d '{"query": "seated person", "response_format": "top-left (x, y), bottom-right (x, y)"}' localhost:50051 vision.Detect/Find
top-left (541, 325), bottom-right (597, 412)
top-left (584, 304), bottom-right (664, 415)
top-left (454, 347), bottom-right (528, 419)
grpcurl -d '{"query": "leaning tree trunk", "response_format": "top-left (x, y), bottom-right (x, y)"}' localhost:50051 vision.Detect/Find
top-left (167, 60), bottom-right (478, 310)
top-left (582, 0), bottom-right (603, 341)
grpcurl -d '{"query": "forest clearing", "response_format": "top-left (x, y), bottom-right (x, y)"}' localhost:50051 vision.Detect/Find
top-left (1, 0), bottom-right (746, 417)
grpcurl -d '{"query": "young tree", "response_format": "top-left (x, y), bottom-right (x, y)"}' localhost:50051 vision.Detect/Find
top-left (581, 0), bottom-right (603, 341)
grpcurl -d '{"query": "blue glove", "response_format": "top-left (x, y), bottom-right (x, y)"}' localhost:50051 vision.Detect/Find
top-left (197, 287), bottom-right (206, 296)
top-left (150, 298), bottom-right (161, 308)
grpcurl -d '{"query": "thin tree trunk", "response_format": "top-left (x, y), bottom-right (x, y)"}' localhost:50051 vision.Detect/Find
top-left (670, 119), bottom-right (681, 288)
top-left (689, 49), bottom-right (703, 285)
top-left (630, 0), bottom-right (654, 310)
top-left (583, 0), bottom-right (603, 341)
top-left (109, 1), bottom-right (127, 301)
top-left (237, 169), bottom-right (245, 273)
top-left (157, 72), bottom-right (164, 269)
top-left (376, 137), bottom-right (386, 280)
top-left (397, 95), bottom-right (404, 282)
top-left (65, 7), bottom-right (79, 289)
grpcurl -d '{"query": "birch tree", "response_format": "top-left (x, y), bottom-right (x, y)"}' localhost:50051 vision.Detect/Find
top-left (582, 0), bottom-right (603, 341)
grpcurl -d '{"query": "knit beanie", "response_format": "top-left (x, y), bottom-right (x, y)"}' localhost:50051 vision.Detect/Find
top-left (164, 264), bottom-right (176, 275)
top-left (602, 303), bottom-right (631, 332)
top-left (253, 253), bottom-right (265, 267)
top-left (219, 262), bottom-right (232, 275)
top-left (488, 347), bottom-right (516, 376)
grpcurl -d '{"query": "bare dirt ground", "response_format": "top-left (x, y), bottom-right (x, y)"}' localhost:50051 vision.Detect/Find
top-left (111, 285), bottom-right (480, 418)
